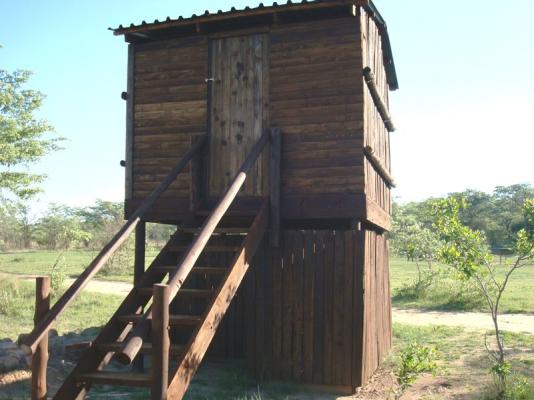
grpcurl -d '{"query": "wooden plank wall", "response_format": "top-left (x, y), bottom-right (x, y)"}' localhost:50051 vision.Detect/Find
top-left (360, 10), bottom-right (392, 214)
top-left (360, 229), bottom-right (392, 383)
top-left (270, 18), bottom-right (365, 197)
top-left (132, 36), bottom-right (208, 211)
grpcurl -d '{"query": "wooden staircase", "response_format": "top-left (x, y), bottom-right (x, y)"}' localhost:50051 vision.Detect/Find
top-left (21, 130), bottom-right (280, 399)
top-left (54, 202), bottom-right (268, 399)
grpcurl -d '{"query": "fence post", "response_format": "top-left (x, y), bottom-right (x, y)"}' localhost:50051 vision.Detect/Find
top-left (32, 276), bottom-right (50, 400)
top-left (151, 284), bottom-right (170, 400)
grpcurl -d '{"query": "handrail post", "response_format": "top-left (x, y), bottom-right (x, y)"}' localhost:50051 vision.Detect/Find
top-left (32, 276), bottom-right (50, 400)
top-left (270, 128), bottom-right (281, 247)
top-left (151, 284), bottom-right (170, 400)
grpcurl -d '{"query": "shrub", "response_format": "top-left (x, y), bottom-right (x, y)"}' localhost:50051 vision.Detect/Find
top-left (397, 341), bottom-right (437, 391)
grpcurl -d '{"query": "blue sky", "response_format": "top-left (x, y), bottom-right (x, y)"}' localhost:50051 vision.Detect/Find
top-left (1, 0), bottom-right (533, 213)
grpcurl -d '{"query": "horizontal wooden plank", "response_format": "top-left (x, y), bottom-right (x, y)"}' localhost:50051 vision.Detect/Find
top-left (135, 35), bottom-right (208, 52)
top-left (270, 94), bottom-right (363, 112)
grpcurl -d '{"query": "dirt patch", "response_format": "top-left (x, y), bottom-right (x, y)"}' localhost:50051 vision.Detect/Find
top-left (393, 308), bottom-right (534, 334)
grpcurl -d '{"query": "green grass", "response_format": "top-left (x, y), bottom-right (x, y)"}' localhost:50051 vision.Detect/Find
top-left (0, 278), bottom-right (124, 340)
top-left (390, 256), bottom-right (534, 314)
top-left (0, 247), bottom-right (161, 283)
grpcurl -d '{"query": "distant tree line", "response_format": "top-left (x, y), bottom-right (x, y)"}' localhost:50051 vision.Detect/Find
top-left (391, 184), bottom-right (534, 256)
top-left (0, 199), bottom-right (174, 251)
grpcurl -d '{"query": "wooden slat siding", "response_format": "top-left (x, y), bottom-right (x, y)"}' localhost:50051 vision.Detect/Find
top-left (264, 237), bottom-right (274, 379)
top-left (131, 36), bottom-right (208, 207)
top-left (334, 231), bottom-right (346, 383)
top-left (281, 231), bottom-right (294, 379)
top-left (245, 248), bottom-right (256, 373)
top-left (270, 17), bottom-right (365, 198)
top-left (271, 244), bottom-right (283, 379)
top-left (312, 231), bottom-right (325, 383)
top-left (322, 232), bottom-right (334, 384)
top-left (302, 231), bottom-right (315, 383)
top-left (292, 231), bottom-right (304, 382)
top-left (358, 229), bottom-right (392, 383)
top-left (360, 7), bottom-right (392, 216)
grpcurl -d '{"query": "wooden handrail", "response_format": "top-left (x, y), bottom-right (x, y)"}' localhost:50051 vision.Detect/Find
top-left (20, 135), bottom-right (207, 355)
top-left (116, 132), bottom-right (270, 365)
top-left (363, 67), bottom-right (395, 132)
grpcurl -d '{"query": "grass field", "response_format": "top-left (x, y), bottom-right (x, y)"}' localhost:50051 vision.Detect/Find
top-left (390, 256), bottom-right (534, 314)
top-left (1, 250), bottom-right (532, 314)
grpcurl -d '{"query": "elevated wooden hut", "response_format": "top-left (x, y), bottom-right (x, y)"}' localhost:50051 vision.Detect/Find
top-left (22, 1), bottom-right (398, 399)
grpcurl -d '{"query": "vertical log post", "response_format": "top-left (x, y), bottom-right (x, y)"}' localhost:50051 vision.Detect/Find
top-left (270, 127), bottom-right (281, 247)
top-left (32, 276), bottom-right (50, 400)
top-left (190, 135), bottom-right (205, 211)
top-left (133, 221), bottom-right (146, 371)
top-left (151, 284), bottom-right (170, 400)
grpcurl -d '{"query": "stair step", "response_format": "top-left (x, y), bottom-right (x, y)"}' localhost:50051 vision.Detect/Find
top-left (168, 245), bottom-right (240, 253)
top-left (179, 227), bottom-right (248, 234)
top-left (137, 287), bottom-right (213, 298)
top-left (98, 342), bottom-right (184, 355)
top-left (155, 266), bottom-right (227, 275)
top-left (117, 314), bottom-right (202, 326)
top-left (76, 371), bottom-right (151, 387)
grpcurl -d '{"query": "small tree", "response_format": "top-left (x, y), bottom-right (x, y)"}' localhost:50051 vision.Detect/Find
top-left (432, 197), bottom-right (534, 398)
top-left (0, 68), bottom-right (62, 199)
top-left (391, 206), bottom-right (442, 294)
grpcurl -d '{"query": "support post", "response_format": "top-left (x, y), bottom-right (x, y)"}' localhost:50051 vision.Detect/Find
top-left (133, 221), bottom-right (146, 371)
top-left (32, 276), bottom-right (50, 400)
top-left (190, 135), bottom-right (205, 211)
top-left (151, 284), bottom-right (170, 400)
top-left (270, 128), bottom-right (281, 247)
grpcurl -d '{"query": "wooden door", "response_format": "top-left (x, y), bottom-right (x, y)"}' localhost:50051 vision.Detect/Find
top-left (208, 34), bottom-right (269, 197)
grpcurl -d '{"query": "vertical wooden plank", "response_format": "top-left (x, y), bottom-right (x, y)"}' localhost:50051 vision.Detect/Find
top-left (32, 276), bottom-right (50, 400)
top-left (351, 229), bottom-right (365, 389)
top-left (333, 230), bottom-right (345, 385)
top-left (342, 231), bottom-right (354, 385)
top-left (323, 231), bottom-right (334, 384)
top-left (281, 231), bottom-right (293, 379)
top-left (245, 246), bottom-right (256, 373)
top-left (264, 238), bottom-right (274, 379)
top-left (124, 44), bottom-right (134, 203)
top-left (151, 284), bottom-right (169, 400)
top-left (292, 231), bottom-right (304, 382)
top-left (255, 240), bottom-right (266, 378)
top-left (272, 243), bottom-right (283, 379)
top-left (312, 231), bottom-right (325, 384)
top-left (302, 230), bottom-right (315, 383)
top-left (270, 127), bottom-right (281, 247)
top-left (190, 135), bottom-right (205, 211)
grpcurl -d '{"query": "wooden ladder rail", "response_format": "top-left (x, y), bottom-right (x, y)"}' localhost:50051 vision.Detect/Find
top-left (116, 132), bottom-right (270, 365)
top-left (20, 135), bottom-right (207, 355)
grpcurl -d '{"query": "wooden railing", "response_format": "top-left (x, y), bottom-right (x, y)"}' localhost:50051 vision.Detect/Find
top-left (20, 135), bottom-right (208, 355)
top-left (116, 131), bottom-right (271, 365)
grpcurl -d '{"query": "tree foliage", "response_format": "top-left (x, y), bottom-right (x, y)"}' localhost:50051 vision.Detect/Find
top-left (0, 68), bottom-right (62, 199)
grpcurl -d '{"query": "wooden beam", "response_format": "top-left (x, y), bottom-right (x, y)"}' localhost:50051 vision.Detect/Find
top-left (125, 44), bottom-right (135, 203)
top-left (151, 284), bottom-right (170, 400)
top-left (363, 67), bottom-right (395, 132)
top-left (270, 128), bottom-right (281, 247)
top-left (167, 201), bottom-right (269, 399)
top-left (364, 197), bottom-right (391, 231)
top-left (32, 277), bottom-right (50, 400)
top-left (363, 146), bottom-right (396, 188)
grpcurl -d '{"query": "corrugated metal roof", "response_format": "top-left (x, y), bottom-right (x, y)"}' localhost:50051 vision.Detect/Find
top-left (111, 0), bottom-right (398, 90)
